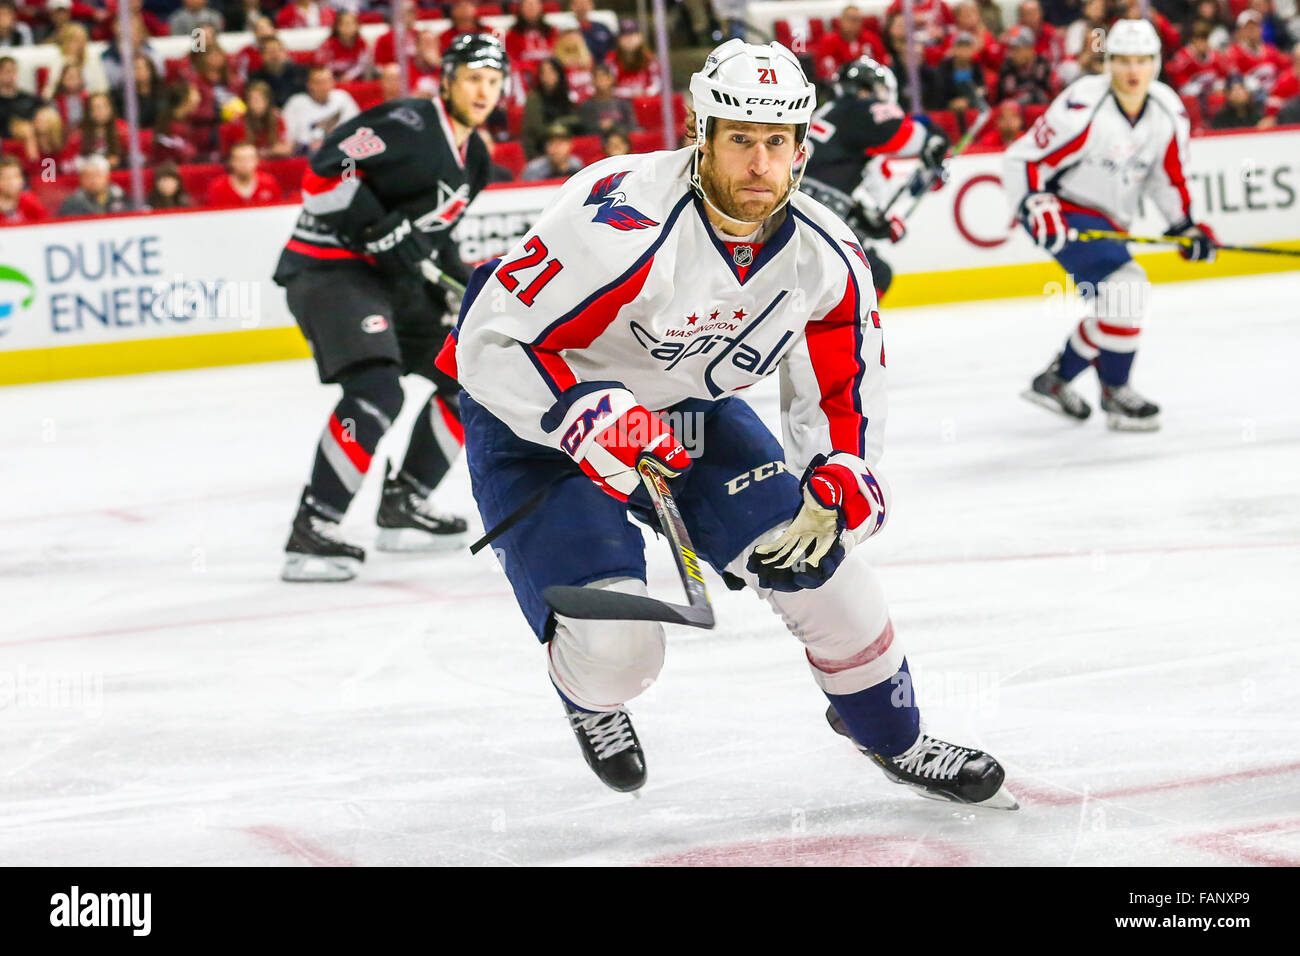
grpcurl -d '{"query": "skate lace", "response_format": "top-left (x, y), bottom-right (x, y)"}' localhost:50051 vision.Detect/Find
top-left (1104, 385), bottom-right (1147, 411)
top-left (308, 514), bottom-right (346, 544)
top-left (891, 735), bottom-right (972, 781)
top-left (570, 709), bottom-right (636, 760)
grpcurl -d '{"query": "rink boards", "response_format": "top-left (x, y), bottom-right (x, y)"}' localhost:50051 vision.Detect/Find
top-left (0, 126), bottom-right (1296, 386)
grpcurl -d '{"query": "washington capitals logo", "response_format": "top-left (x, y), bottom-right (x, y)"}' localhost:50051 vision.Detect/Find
top-left (585, 171), bottom-right (659, 231)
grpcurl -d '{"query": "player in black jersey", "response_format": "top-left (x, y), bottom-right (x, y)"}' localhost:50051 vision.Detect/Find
top-left (273, 33), bottom-right (507, 582)
top-left (801, 57), bottom-right (950, 300)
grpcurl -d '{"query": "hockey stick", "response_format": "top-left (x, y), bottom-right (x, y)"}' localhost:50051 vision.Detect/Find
top-left (468, 472), bottom-right (569, 555)
top-left (543, 459), bottom-right (716, 629)
top-left (880, 99), bottom-right (993, 218)
top-left (419, 259), bottom-right (469, 294)
top-left (1066, 229), bottom-right (1300, 257)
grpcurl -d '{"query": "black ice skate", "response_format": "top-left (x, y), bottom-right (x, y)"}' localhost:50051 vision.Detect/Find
top-left (374, 469), bottom-right (468, 552)
top-left (562, 696), bottom-right (647, 793)
top-left (1099, 383), bottom-right (1160, 432)
top-left (827, 706), bottom-right (1018, 810)
top-left (1021, 360), bottom-right (1092, 422)
top-left (282, 488), bottom-right (365, 582)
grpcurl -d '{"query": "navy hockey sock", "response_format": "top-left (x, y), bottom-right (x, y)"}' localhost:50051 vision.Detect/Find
top-left (1057, 341), bottom-right (1091, 381)
top-left (825, 658), bottom-right (921, 757)
top-left (399, 392), bottom-right (463, 495)
top-left (308, 364), bottom-right (404, 516)
top-left (1096, 347), bottom-right (1137, 388)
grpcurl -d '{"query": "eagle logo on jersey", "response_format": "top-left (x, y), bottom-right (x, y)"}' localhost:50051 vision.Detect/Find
top-left (584, 171), bottom-right (659, 230)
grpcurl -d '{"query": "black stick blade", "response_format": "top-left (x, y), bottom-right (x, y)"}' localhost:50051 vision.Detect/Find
top-left (543, 586), bottom-right (715, 629)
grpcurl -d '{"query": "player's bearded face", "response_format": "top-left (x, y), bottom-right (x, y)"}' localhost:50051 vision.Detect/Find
top-left (445, 66), bottom-right (505, 128)
top-left (700, 120), bottom-right (800, 223)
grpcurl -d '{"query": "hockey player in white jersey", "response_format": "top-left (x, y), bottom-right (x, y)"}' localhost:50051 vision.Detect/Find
top-left (1004, 19), bottom-right (1219, 431)
top-left (437, 39), bottom-right (1016, 809)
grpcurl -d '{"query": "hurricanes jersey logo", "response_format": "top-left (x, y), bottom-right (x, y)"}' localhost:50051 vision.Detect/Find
top-left (584, 171), bottom-right (659, 231)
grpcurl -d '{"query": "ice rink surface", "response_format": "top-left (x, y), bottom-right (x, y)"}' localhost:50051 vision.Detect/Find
top-left (3, 272), bottom-right (1298, 866)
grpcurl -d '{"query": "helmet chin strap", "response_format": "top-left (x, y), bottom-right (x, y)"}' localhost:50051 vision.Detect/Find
top-left (690, 141), bottom-right (809, 229)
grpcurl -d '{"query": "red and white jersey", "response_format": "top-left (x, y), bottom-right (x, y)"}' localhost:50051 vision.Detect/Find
top-left (1002, 74), bottom-right (1193, 229)
top-left (1166, 45), bottom-right (1229, 97)
top-left (442, 147), bottom-right (888, 498)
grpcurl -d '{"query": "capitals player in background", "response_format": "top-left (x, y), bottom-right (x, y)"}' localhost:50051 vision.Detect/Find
top-left (273, 35), bottom-right (507, 582)
top-left (1005, 19), bottom-right (1219, 431)
top-left (801, 56), bottom-right (950, 301)
top-left (438, 40), bottom-right (1016, 808)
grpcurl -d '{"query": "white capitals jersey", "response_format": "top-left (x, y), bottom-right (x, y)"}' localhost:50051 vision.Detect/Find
top-left (442, 147), bottom-right (886, 489)
top-left (1002, 74), bottom-right (1194, 230)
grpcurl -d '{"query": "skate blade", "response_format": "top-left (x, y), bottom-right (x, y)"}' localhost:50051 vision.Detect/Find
top-left (881, 770), bottom-right (1021, 811)
top-left (1105, 411), bottom-right (1160, 432)
top-left (374, 527), bottom-right (468, 553)
top-left (1020, 388), bottom-right (1090, 422)
top-left (281, 552), bottom-right (360, 582)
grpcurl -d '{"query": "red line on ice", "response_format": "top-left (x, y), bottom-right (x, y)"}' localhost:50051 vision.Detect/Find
top-left (1174, 818), bottom-right (1300, 867)
top-left (242, 825), bottom-right (356, 867)
top-left (1012, 760), bottom-right (1300, 808)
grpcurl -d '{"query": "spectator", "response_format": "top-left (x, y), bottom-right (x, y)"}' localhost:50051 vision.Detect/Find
top-left (113, 54), bottom-right (167, 128)
top-left (977, 0), bottom-right (1006, 35)
top-left (36, 0), bottom-right (74, 45)
top-left (250, 36), bottom-right (307, 107)
top-left (1226, 10), bottom-right (1290, 94)
top-left (521, 123), bottom-right (582, 180)
top-left (578, 61), bottom-right (636, 134)
top-left (0, 1), bottom-right (33, 46)
top-left (977, 98), bottom-right (1024, 147)
top-left (1188, 1), bottom-right (1232, 49)
top-left (882, 13), bottom-right (940, 110)
top-left (49, 63), bottom-right (89, 131)
top-left (0, 155), bottom-right (46, 222)
top-left (221, 79), bottom-right (290, 157)
top-left (1063, 0), bottom-right (1108, 58)
top-left (9, 106), bottom-right (65, 172)
top-left (205, 141), bottom-right (282, 206)
top-left (224, 0), bottom-right (268, 33)
top-left (375, 2), bottom-right (419, 65)
top-left (606, 18), bottom-right (661, 99)
top-left (1053, 32), bottom-right (1104, 89)
top-left (571, 0), bottom-right (614, 63)
top-left (1276, 92), bottom-right (1300, 124)
top-left (150, 81), bottom-right (204, 164)
top-left (59, 154), bottom-right (132, 216)
top-left (601, 126), bottom-right (631, 157)
top-left (169, 0), bottom-right (223, 36)
top-left (1246, 0), bottom-right (1291, 50)
top-left (407, 27), bottom-right (442, 97)
top-left (522, 57), bottom-right (579, 156)
top-left (0, 55), bottom-right (40, 138)
top-left (948, 0), bottom-right (1004, 71)
top-left (1013, 0), bottom-right (1063, 62)
top-left (936, 31), bottom-right (987, 112)
top-left (1210, 72), bottom-right (1265, 126)
top-left (101, 14), bottom-right (166, 92)
top-left (1168, 21), bottom-right (1231, 97)
top-left (1038, 0), bottom-right (1080, 28)
top-left (996, 25), bottom-right (1052, 104)
top-left (187, 47), bottom-right (242, 159)
top-left (65, 91), bottom-right (128, 169)
top-left (378, 62), bottom-right (403, 102)
top-left (229, 17), bottom-right (278, 83)
top-left (440, 0), bottom-right (491, 54)
top-left (814, 5), bottom-right (890, 82)
top-left (555, 29), bottom-right (594, 102)
top-left (886, 0), bottom-right (955, 48)
top-left (1268, 47), bottom-right (1300, 114)
top-left (146, 160), bottom-right (191, 209)
top-left (276, 0), bottom-right (335, 30)
top-left (506, 0), bottom-right (558, 88)
top-left (477, 127), bottom-right (515, 183)
top-left (43, 23), bottom-right (108, 98)
top-left (316, 10), bottom-right (371, 83)
top-left (281, 65), bottom-right (358, 154)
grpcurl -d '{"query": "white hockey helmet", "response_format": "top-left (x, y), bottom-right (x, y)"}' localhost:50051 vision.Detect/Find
top-left (689, 39), bottom-right (817, 144)
top-left (1105, 18), bottom-right (1161, 65)
top-left (688, 39), bottom-right (817, 224)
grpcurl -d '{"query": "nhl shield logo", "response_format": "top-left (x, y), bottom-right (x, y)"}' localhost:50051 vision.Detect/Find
top-left (732, 244), bottom-right (754, 267)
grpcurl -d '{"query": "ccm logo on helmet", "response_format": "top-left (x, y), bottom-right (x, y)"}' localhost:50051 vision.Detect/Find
top-left (744, 95), bottom-right (813, 108)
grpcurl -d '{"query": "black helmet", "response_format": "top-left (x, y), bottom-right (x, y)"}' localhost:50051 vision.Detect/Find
top-left (441, 32), bottom-right (509, 84)
top-left (835, 56), bottom-right (897, 102)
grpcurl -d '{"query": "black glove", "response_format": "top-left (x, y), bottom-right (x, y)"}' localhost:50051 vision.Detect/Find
top-left (1169, 218), bottom-right (1219, 263)
top-left (361, 210), bottom-right (434, 277)
top-left (849, 205), bottom-right (906, 243)
top-left (918, 127), bottom-right (949, 171)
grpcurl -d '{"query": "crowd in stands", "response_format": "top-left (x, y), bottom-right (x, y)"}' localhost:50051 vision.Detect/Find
top-left (790, 0), bottom-right (1300, 149)
top-left (0, 0), bottom-right (1298, 225)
